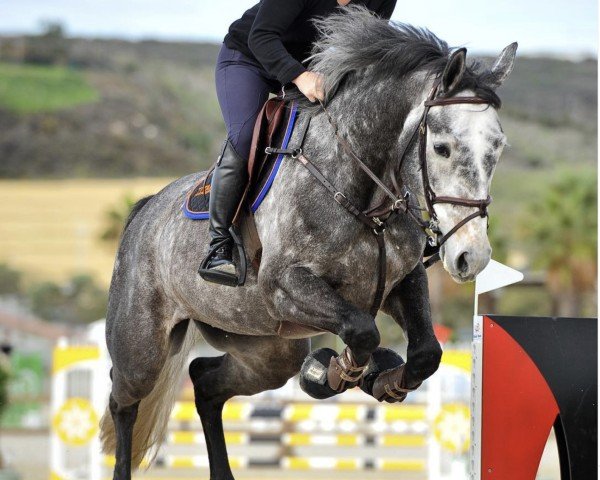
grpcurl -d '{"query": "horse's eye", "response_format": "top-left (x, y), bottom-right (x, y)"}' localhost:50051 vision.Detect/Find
top-left (434, 143), bottom-right (451, 158)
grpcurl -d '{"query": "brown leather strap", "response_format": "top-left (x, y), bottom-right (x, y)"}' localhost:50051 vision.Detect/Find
top-left (437, 209), bottom-right (488, 247)
top-left (248, 98), bottom-right (286, 181)
top-left (327, 347), bottom-right (369, 393)
top-left (372, 364), bottom-right (421, 402)
top-left (433, 195), bottom-right (492, 209)
top-left (248, 101), bottom-right (269, 178)
top-left (424, 96), bottom-right (489, 107)
top-left (295, 153), bottom-right (386, 317)
top-left (319, 100), bottom-right (402, 205)
top-left (372, 232), bottom-right (386, 317)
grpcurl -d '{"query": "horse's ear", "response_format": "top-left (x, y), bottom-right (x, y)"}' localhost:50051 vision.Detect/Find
top-left (441, 48), bottom-right (467, 95)
top-left (487, 42), bottom-right (518, 89)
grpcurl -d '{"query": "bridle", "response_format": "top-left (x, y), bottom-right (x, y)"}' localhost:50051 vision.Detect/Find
top-left (268, 77), bottom-right (495, 316)
top-left (320, 78), bottom-right (492, 252)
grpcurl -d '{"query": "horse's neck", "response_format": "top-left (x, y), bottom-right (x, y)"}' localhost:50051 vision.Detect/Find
top-left (299, 86), bottom-right (402, 210)
top-left (299, 74), bottom-right (434, 213)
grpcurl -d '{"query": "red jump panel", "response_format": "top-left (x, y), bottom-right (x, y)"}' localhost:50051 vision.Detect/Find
top-left (481, 315), bottom-right (559, 480)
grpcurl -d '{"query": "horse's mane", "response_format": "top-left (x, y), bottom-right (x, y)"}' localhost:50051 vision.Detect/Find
top-left (296, 5), bottom-right (500, 110)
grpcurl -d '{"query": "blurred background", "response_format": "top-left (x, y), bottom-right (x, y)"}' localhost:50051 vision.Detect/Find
top-left (0, 1), bottom-right (596, 479)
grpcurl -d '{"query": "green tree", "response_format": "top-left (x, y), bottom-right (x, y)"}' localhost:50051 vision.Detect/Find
top-left (0, 357), bottom-right (9, 419)
top-left (99, 194), bottom-right (138, 249)
top-left (24, 21), bottom-right (69, 65)
top-left (521, 171), bottom-right (597, 316)
top-left (28, 275), bottom-right (108, 324)
top-left (0, 264), bottom-right (22, 296)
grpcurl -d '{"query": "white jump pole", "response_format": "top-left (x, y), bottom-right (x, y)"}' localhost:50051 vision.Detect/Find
top-left (470, 260), bottom-right (523, 480)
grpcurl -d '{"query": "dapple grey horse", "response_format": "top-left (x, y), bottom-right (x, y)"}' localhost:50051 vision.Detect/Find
top-left (100, 7), bottom-right (516, 480)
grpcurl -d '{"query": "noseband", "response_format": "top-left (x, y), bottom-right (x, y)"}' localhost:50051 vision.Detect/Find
top-left (270, 78), bottom-right (494, 315)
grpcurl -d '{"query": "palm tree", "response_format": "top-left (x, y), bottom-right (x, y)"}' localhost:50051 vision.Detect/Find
top-left (522, 171), bottom-right (597, 317)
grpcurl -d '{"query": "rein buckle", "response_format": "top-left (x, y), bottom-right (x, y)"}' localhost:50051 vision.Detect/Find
top-left (334, 192), bottom-right (347, 205)
top-left (393, 197), bottom-right (407, 212)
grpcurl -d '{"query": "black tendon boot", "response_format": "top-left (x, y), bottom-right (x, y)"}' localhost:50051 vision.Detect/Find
top-left (198, 140), bottom-right (248, 286)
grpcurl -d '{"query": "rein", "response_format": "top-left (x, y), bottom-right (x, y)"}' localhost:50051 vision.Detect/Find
top-left (267, 79), bottom-right (493, 316)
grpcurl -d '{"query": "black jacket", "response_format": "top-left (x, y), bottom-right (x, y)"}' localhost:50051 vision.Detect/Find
top-left (224, 0), bottom-right (397, 85)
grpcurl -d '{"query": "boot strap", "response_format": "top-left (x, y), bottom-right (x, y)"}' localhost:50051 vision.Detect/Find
top-left (372, 364), bottom-right (420, 402)
top-left (327, 347), bottom-right (369, 392)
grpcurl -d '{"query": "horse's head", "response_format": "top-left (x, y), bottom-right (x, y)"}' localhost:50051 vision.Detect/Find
top-left (421, 44), bottom-right (517, 282)
top-left (306, 7), bottom-right (517, 281)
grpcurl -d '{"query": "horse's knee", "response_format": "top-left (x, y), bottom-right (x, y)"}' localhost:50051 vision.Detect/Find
top-left (341, 314), bottom-right (380, 360)
top-left (421, 340), bottom-right (442, 378)
top-left (406, 338), bottom-right (443, 382)
top-left (431, 340), bottom-right (443, 365)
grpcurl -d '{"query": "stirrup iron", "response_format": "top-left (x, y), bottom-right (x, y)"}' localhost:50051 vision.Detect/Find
top-left (198, 226), bottom-right (247, 287)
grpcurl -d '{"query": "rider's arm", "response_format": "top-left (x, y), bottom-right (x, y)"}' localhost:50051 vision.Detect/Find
top-left (248, 0), bottom-right (308, 85)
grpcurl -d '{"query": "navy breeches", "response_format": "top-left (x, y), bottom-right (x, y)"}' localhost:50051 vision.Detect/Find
top-left (215, 44), bottom-right (281, 160)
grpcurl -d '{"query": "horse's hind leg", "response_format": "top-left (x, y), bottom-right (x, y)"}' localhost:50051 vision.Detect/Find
top-left (189, 323), bottom-right (309, 480)
top-left (101, 311), bottom-right (190, 479)
top-left (107, 394), bottom-right (139, 480)
top-left (105, 348), bottom-right (166, 480)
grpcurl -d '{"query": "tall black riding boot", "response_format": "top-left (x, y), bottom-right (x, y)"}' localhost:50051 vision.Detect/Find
top-left (198, 140), bottom-right (248, 286)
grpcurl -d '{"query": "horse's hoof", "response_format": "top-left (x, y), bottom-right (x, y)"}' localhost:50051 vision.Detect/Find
top-left (360, 347), bottom-right (405, 402)
top-left (299, 348), bottom-right (339, 400)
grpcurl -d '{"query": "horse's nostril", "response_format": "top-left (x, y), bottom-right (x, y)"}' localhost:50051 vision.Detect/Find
top-left (457, 252), bottom-right (469, 274)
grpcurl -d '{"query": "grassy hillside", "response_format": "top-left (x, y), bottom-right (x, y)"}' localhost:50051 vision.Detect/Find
top-left (0, 36), bottom-right (596, 180)
top-left (497, 56), bottom-right (597, 132)
top-left (0, 63), bottom-right (98, 113)
top-left (0, 36), bottom-right (596, 279)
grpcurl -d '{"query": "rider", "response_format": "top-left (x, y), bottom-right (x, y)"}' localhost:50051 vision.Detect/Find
top-left (199, 0), bottom-right (397, 285)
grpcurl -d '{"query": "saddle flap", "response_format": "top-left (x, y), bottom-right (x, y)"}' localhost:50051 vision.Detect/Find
top-left (248, 97), bottom-right (287, 182)
top-left (184, 98), bottom-right (299, 274)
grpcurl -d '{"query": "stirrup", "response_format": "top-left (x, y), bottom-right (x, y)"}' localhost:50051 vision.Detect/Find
top-left (198, 226), bottom-right (247, 287)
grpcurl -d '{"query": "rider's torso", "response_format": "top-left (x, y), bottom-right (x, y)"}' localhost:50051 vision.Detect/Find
top-left (224, 0), bottom-right (396, 84)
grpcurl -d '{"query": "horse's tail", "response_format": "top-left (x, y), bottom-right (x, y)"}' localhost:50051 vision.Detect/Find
top-left (99, 321), bottom-right (200, 469)
top-left (123, 195), bottom-right (154, 232)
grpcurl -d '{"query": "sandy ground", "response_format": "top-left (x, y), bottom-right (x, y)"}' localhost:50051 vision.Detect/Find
top-left (1, 430), bottom-right (560, 480)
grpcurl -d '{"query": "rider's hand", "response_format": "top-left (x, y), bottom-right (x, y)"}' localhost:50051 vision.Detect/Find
top-left (292, 71), bottom-right (325, 103)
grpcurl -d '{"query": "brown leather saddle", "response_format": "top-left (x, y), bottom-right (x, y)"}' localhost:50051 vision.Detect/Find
top-left (184, 97), bottom-right (302, 282)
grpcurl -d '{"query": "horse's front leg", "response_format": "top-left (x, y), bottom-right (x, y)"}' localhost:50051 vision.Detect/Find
top-left (263, 265), bottom-right (380, 398)
top-left (367, 262), bottom-right (443, 402)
